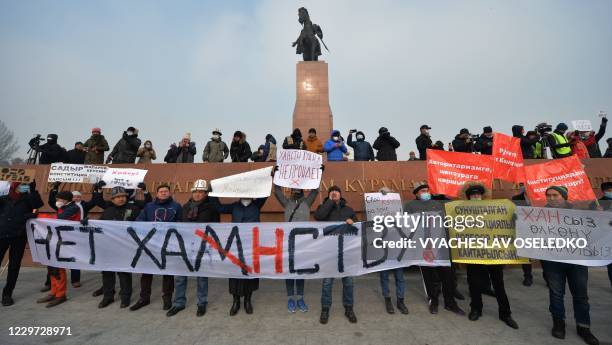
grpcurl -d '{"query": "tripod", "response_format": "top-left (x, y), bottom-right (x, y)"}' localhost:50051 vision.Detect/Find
top-left (26, 145), bottom-right (41, 165)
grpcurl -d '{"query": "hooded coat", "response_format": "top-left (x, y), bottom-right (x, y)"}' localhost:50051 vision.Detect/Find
top-left (347, 131), bottom-right (374, 161)
top-left (110, 131), bottom-right (141, 164)
top-left (305, 134), bottom-right (323, 154)
top-left (323, 130), bottom-right (347, 161)
top-left (373, 131), bottom-right (400, 161)
top-left (263, 134), bottom-right (277, 161)
top-left (0, 186), bottom-right (43, 238)
top-left (203, 137), bottom-right (229, 163)
top-left (282, 129), bottom-right (306, 150)
top-left (230, 132), bottom-right (252, 162)
top-left (137, 141), bottom-right (157, 164)
top-left (39, 135), bottom-right (67, 164)
top-left (83, 134), bottom-right (110, 164)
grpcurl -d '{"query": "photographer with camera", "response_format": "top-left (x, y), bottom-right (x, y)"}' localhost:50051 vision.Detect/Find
top-left (511, 125), bottom-right (541, 159)
top-left (347, 129), bottom-right (374, 161)
top-left (547, 123), bottom-right (573, 159)
top-left (451, 128), bottom-right (475, 153)
top-left (474, 126), bottom-right (494, 155)
top-left (373, 127), bottom-right (400, 161)
top-left (34, 134), bottom-right (67, 164)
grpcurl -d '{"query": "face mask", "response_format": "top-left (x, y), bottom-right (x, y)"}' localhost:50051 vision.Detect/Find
top-left (605, 191), bottom-right (612, 199)
top-left (240, 199), bottom-right (252, 207)
top-left (127, 131), bottom-right (134, 136)
top-left (212, 134), bottom-right (220, 140)
top-left (332, 136), bottom-right (339, 141)
top-left (145, 144), bottom-right (152, 148)
top-left (356, 135), bottom-right (364, 140)
top-left (419, 193), bottom-right (431, 201)
top-left (18, 185), bottom-right (30, 193)
top-left (55, 201), bottom-right (65, 209)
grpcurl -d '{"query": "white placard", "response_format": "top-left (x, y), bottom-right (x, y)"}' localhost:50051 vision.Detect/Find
top-left (571, 120), bottom-right (593, 131)
top-left (273, 149), bottom-right (323, 189)
top-left (210, 166), bottom-right (272, 198)
top-left (102, 168), bottom-right (148, 189)
top-left (47, 163), bottom-right (107, 183)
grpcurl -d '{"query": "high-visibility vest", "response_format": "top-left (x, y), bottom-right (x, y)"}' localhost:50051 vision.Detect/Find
top-left (533, 142), bottom-right (543, 158)
top-left (551, 132), bottom-right (571, 155)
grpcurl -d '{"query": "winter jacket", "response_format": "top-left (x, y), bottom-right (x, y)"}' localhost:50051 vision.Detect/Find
top-left (273, 185), bottom-right (319, 221)
top-left (83, 134), bottom-right (110, 164)
top-left (0, 191), bottom-right (43, 238)
top-left (323, 130), bottom-right (347, 161)
top-left (511, 125), bottom-right (540, 159)
top-left (165, 142), bottom-right (196, 163)
top-left (66, 149), bottom-right (86, 164)
top-left (305, 136), bottom-right (324, 154)
top-left (217, 198), bottom-right (268, 222)
top-left (415, 134), bottom-right (433, 160)
top-left (264, 134), bottom-right (277, 161)
top-left (182, 197), bottom-right (220, 223)
top-left (202, 139), bottom-right (229, 162)
top-left (347, 132), bottom-right (374, 161)
top-left (39, 142), bottom-right (67, 164)
top-left (474, 135), bottom-right (493, 155)
top-left (582, 117), bottom-right (607, 158)
top-left (230, 136), bottom-right (252, 162)
top-left (136, 197), bottom-right (182, 222)
top-left (57, 202), bottom-right (81, 221)
top-left (110, 132), bottom-right (141, 164)
top-left (137, 141), bottom-right (157, 164)
top-left (373, 133), bottom-right (400, 161)
top-left (48, 188), bottom-right (104, 219)
top-left (546, 130), bottom-right (573, 159)
top-left (314, 197), bottom-right (357, 222)
top-left (99, 202), bottom-right (142, 221)
top-left (282, 129), bottom-right (306, 150)
top-left (251, 145), bottom-right (267, 162)
top-left (451, 134), bottom-right (473, 153)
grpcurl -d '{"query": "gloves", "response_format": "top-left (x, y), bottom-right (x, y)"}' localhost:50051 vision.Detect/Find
top-left (52, 181), bottom-right (61, 190)
top-left (602, 117), bottom-right (608, 124)
top-left (80, 218), bottom-right (89, 226)
top-left (105, 156), bottom-right (112, 164)
top-left (29, 179), bottom-right (37, 191)
top-left (137, 182), bottom-right (146, 190)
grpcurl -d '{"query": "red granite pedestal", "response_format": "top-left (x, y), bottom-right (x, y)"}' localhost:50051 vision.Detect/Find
top-left (292, 61), bottom-right (334, 140)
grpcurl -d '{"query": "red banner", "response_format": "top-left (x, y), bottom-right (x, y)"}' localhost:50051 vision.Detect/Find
top-left (426, 149), bottom-right (493, 197)
top-left (492, 132), bottom-right (525, 183)
top-left (524, 155), bottom-right (596, 205)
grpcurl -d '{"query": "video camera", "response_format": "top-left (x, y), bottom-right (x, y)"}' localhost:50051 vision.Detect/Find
top-left (28, 134), bottom-right (45, 150)
top-left (535, 123), bottom-right (552, 136)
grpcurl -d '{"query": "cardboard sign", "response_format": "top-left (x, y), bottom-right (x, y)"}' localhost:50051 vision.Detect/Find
top-left (102, 168), bottom-right (148, 189)
top-left (0, 167), bottom-right (36, 183)
top-left (571, 120), bottom-right (593, 132)
top-left (273, 149), bottom-right (323, 189)
top-left (210, 166), bottom-right (273, 198)
top-left (48, 163), bottom-right (107, 184)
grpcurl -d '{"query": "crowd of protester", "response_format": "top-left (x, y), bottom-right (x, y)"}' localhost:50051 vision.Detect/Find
top-left (28, 116), bottom-right (610, 166)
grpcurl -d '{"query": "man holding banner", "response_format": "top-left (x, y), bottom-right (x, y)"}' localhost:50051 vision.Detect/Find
top-left (539, 186), bottom-right (599, 345)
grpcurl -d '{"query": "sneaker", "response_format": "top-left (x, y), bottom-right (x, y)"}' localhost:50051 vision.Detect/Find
top-left (196, 304), bottom-right (207, 317)
top-left (468, 309), bottom-right (481, 321)
top-left (287, 298), bottom-right (296, 313)
top-left (428, 304), bottom-right (438, 314)
top-left (296, 298), bottom-right (308, 312)
top-left (71, 282), bottom-right (82, 288)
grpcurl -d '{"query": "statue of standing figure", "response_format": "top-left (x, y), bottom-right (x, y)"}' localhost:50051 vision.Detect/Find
top-left (292, 7), bottom-right (328, 61)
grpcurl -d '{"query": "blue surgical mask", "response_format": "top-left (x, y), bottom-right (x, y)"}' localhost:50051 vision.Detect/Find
top-left (420, 193), bottom-right (431, 201)
top-left (18, 185), bottom-right (30, 193)
top-left (605, 191), bottom-right (612, 199)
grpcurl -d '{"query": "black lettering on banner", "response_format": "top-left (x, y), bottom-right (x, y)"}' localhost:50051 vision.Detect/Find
top-left (323, 223), bottom-right (358, 273)
top-left (160, 228), bottom-right (194, 271)
top-left (32, 224), bottom-right (52, 260)
top-left (128, 227), bottom-right (162, 269)
top-left (394, 225), bottom-right (413, 261)
top-left (288, 227), bottom-right (320, 274)
top-left (361, 221), bottom-right (387, 268)
top-left (195, 225), bottom-right (248, 275)
top-left (55, 226), bottom-right (76, 262)
top-left (79, 226), bottom-right (103, 265)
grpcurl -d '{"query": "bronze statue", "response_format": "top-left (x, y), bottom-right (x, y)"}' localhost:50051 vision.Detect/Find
top-left (292, 7), bottom-right (328, 61)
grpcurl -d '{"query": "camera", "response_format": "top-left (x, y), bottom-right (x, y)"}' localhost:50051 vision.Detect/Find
top-left (535, 123), bottom-right (552, 135)
top-left (28, 134), bottom-right (45, 150)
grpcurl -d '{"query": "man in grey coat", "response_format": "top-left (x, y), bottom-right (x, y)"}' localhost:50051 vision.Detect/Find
top-left (272, 175), bottom-right (320, 313)
top-left (202, 129), bottom-right (229, 163)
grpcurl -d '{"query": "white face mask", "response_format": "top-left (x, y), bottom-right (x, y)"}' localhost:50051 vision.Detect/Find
top-left (212, 134), bottom-right (220, 140)
top-left (332, 136), bottom-right (339, 141)
top-left (356, 135), bottom-right (364, 140)
top-left (127, 131), bottom-right (134, 136)
top-left (55, 201), bottom-right (65, 209)
top-left (145, 144), bottom-right (151, 149)
top-left (240, 199), bottom-right (252, 207)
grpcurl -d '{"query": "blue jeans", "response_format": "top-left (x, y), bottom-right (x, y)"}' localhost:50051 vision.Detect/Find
top-left (379, 268), bottom-right (405, 298)
top-left (285, 279), bottom-right (304, 297)
top-left (321, 277), bottom-right (353, 307)
top-left (541, 261), bottom-right (590, 327)
top-left (173, 276), bottom-right (208, 308)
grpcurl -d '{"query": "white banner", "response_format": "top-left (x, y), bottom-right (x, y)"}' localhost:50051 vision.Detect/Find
top-left (48, 163), bottom-right (107, 183)
top-left (515, 206), bottom-right (612, 266)
top-left (102, 168), bottom-right (148, 189)
top-left (273, 149), bottom-right (322, 189)
top-left (571, 120), bottom-right (593, 131)
top-left (26, 218), bottom-right (449, 279)
top-left (210, 167), bottom-right (272, 198)
top-left (364, 192), bottom-right (402, 221)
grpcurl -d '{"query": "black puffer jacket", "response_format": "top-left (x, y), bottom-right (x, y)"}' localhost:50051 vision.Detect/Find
top-left (415, 134), bottom-right (432, 160)
top-left (373, 133), bottom-right (400, 161)
top-left (474, 135), bottom-right (493, 155)
top-left (0, 191), bottom-right (44, 238)
top-left (314, 197), bottom-right (357, 222)
top-left (110, 132), bottom-right (141, 164)
top-left (230, 132), bottom-right (252, 162)
top-left (451, 134), bottom-right (473, 153)
top-left (182, 197), bottom-right (220, 223)
top-left (39, 142), bottom-right (67, 164)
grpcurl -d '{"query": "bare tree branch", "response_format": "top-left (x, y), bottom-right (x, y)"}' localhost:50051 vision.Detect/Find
top-left (0, 120), bottom-right (20, 162)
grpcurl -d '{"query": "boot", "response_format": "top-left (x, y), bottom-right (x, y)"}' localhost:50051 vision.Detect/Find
top-left (46, 296), bottom-right (67, 308)
top-left (468, 309), bottom-right (481, 321)
top-left (196, 303), bottom-right (207, 317)
top-left (98, 298), bottom-right (114, 309)
top-left (229, 295), bottom-right (240, 316)
top-left (2, 295), bottom-right (14, 307)
top-left (522, 275), bottom-right (533, 287)
top-left (244, 293), bottom-right (253, 314)
top-left (162, 297), bottom-right (172, 311)
top-left (384, 297), bottom-right (394, 314)
top-left (396, 298), bottom-right (409, 315)
top-left (320, 307), bottom-right (330, 324)
top-left (551, 317), bottom-right (565, 339)
top-left (576, 326), bottom-right (599, 345)
top-left (344, 306), bottom-right (357, 323)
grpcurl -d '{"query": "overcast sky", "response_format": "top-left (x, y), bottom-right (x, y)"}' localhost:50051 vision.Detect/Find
top-left (1, 0), bottom-right (611, 161)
